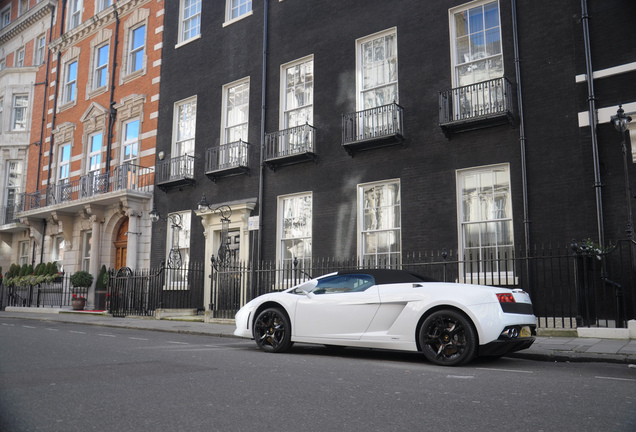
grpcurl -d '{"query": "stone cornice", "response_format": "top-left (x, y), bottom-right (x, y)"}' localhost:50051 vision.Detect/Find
top-left (49, 0), bottom-right (152, 55)
top-left (0, 0), bottom-right (56, 47)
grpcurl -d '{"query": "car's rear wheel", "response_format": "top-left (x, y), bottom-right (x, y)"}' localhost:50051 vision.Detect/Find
top-left (253, 308), bottom-right (293, 353)
top-left (419, 310), bottom-right (476, 366)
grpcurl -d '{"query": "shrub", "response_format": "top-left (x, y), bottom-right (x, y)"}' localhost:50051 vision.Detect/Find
top-left (70, 270), bottom-right (93, 288)
top-left (96, 265), bottom-right (107, 291)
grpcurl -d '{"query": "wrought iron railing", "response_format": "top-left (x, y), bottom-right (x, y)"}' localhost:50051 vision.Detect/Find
top-left (264, 123), bottom-right (316, 161)
top-left (205, 140), bottom-right (250, 172)
top-left (439, 77), bottom-right (514, 124)
top-left (1, 204), bottom-right (21, 225)
top-left (19, 164), bottom-right (154, 212)
top-left (1, 275), bottom-right (89, 308)
top-left (156, 154), bottom-right (195, 184)
top-left (342, 102), bottom-right (403, 145)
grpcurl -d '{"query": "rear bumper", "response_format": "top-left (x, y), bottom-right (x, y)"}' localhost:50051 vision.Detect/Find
top-left (479, 337), bottom-right (535, 357)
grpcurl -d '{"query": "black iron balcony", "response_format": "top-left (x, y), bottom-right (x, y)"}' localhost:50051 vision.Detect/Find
top-left (264, 123), bottom-right (316, 170)
top-left (205, 140), bottom-right (250, 181)
top-left (1, 203), bottom-right (22, 225)
top-left (439, 77), bottom-right (515, 138)
top-left (156, 154), bottom-right (195, 191)
top-left (341, 102), bottom-right (404, 156)
top-left (19, 164), bottom-right (154, 212)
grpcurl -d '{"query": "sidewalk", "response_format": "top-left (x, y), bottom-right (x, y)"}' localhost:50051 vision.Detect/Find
top-left (1, 308), bottom-right (635, 365)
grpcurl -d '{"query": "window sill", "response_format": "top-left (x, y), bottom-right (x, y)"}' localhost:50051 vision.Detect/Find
top-left (222, 11), bottom-right (253, 28)
top-left (86, 85), bottom-right (108, 100)
top-left (58, 99), bottom-right (77, 113)
top-left (175, 34), bottom-right (201, 49)
top-left (121, 68), bottom-right (146, 85)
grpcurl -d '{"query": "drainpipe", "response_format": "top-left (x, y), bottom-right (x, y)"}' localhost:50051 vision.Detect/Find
top-left (105, 7), bottom-right (120, 173)
top-left (35, 4), bottom-right (56, 189)
top-left (581, 0), bottom-right (605, 247)
top-left (511, 0), bottom-right (531, 258)
top-left (46, 0), bottom-right (67, 187)
top-left (257, 0), bottom-right (269, 264)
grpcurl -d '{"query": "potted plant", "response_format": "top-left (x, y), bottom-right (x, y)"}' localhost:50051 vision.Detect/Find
top-left (70, 270), bottom-right (93, 311)
top-left (95, 265), bottom-right (108, 309)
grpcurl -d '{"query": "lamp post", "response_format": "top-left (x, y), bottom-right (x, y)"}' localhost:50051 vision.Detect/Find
top-left (149, 201), bottom-right (184, 268)
top-left (610, 105), bottom-right (633, 240)
top-left (197, 194), bottom-right (232, 267)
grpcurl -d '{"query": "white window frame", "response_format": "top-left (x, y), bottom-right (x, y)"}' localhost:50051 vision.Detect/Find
top-left (0, 58), bottom-right (5, 71)
top-left (16, 47), bottom-right (25, 67)
top-left (11, 94), bottom-right (28, 131)
top-left (5, 161), bottom-right (22, 222)
top-left (63, 60), bottom-right (78, 104)
top-left (19, 241), bottom-right (29, 265)
top-left (81, 231), bottom-right (92, 272)
top-left (93, 43), bottom-right (109, 91)
top-left (279, 55), bottom-right (314, 130)
top-left (58, 143), bottom-right (71, 183)
top-left (357, 179), bottom-right (402, 267)
top-left (221, 77), bottom-right (250, 144)
top-left (224, 0), bottom-right (252, 26)
top-left (19, 0), bottom-right (28, 16)
top-left (456, 164), bottom-right (515, 285)
top-left (122, 118), bottom-right (140, 164)
top-left (35, 34), bottom-right (46, 66)
top-left (68, 0), bottom-right (83, 31)
top-left (1, 5), bottom-right (11, 29)
top-left (128, 24), bottom-right (146, 75)
top-left (52, 235), bottom-right (65, 273)
top-left (449, 0), bottom-right (503, 88)
top-left (355, 27), bottom-right (399, 111)
top-left (95, 0), bottom-right (112, 13)
top-left (87, 132), bottom-right (103, 175)
top-left (277, 192), bottom-right (312, 270)
top-left (173, 96), bottom-right (197, 157)
top-left (178, 0), bottom-right (201, 46)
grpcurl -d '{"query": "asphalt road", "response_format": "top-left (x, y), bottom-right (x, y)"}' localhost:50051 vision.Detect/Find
top-left (1, 319), bottom-right (635, 432)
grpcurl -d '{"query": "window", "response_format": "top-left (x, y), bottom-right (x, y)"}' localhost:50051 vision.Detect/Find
top-left (450, 0), bottom-right (502, 87)
top-left (4, 161), bottom-right (22, 223)
top-left (96, 0), bottom-right (112, 13)
top-left (358, 180), bottom-right (401, 267)
top-left (222, 78), bottom-right (249, 144)
top-left (457, 164), bottom-right (513, 281)
top-left (58, 143), bottom-right (71, 183)
top-left (225, 0), bottom-right (251, 24)
top-left (87, 132), bottom-right (102, 175)
top-left (35, 35), bottom-right (46, 66)
top-left (52, 235), bottom-right (65, 273)
top-left (179, 0), bottom-right (201, 44)
top-left (278, 193), bottom-right (312, 270)
top-left (1, 6), bottom-right (11, 29)
top-left (81, 231), bottom-right (92, 272)
top-left (122, 119), bottom-right (139, 163)
top-left (68, 0), bottom-right (82, 30)
top-left (128, 25), bottom-right (145, 74)
top-left (93, 44), bottom-right (109, 89)
top-left (64, 60), bottom-right (78, 103)
top-left (356, 28), bottom-right (398, 110)
top-left (19, 241), bottom-right (29, 266)
top-left (0, 97), bottom-right (3, 133)
top-left (309, 274), bottom-right (375, 295)
top-left (16, 48), bottom-right (25, 67)
top-left (19, 0), bottom-right (29, 16)
top-left (12, 95), bottom-right (28, 131)
top-left (281, 56), bottom-right (313, 129)
top-left (174, 97), bottom-right (196, 157)
top-left (0, 58), bottom-right (5, 71)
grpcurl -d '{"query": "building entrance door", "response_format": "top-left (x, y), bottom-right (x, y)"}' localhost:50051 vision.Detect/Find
top-left (114, 218), bottom-right (128, 269)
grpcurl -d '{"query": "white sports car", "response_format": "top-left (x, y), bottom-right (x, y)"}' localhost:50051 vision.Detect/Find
top-left (234, 269), bottom-right (536, 366)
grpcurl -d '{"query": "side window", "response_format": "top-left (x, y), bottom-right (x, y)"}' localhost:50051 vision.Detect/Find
top-left (225, 0), bottom-right (252, 25)
top-left (313, 274), bottom-right (375, 295)
top-left (179, 0), bottom-right (201, 44)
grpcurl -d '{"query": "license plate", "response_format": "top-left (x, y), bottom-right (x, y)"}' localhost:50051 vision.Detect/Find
top-left (520, 326), bottom-right (531, 338)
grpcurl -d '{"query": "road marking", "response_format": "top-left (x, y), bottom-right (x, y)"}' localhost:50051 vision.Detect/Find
top-left (69, 331), bottom-right (86, 335)
top-left (476, 367), bottom-right (534, 374)
top-left (22, 325), bottom-right (36, 328)
top-left (98, 334), bottom-right (116, 337)
top-left (166, 341), bottom-right (189, 345)
top-left (595, 376), bottom-right (636, 382)
top-left (446, 375), bottom-right (475, 379)
top-left (1, 323), bottom-right (15, 326)
top-left (46, 328), bottom-right (59, 331)
top-left (129, 337), bottom-right (148, 341)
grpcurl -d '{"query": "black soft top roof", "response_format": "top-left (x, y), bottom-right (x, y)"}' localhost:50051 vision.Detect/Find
top-left (336, 269), bottom-right (438, 284)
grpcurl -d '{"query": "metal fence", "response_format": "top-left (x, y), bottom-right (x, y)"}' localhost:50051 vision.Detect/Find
top-left (0, 275), bottom-right (88, 309)
top-left (107, 263), bottom-right (205, 317)
top-left (209, 241), bottom-right (635, 328)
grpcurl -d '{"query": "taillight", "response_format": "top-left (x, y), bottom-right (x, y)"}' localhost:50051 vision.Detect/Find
top-left (496, 293), bottom-right (516, 303)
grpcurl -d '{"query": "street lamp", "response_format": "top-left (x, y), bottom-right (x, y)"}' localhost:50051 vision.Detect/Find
top-left (610, 105), bottom-right (633, 240)
top-left (149, 201), bottom-right (184, 268)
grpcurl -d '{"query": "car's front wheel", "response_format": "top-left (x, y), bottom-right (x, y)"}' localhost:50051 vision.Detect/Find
top-left (253, 308), bottom-right (293, 353)
top-left (418, 310), bottom-right (477, 366)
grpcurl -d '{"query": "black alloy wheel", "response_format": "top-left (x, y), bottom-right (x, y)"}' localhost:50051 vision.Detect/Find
top-left (419, 310), bottom-right (477, 366)
top-left (253, 308), bottom-right (293, 353)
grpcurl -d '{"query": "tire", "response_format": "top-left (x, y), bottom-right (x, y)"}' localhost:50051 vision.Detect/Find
top-left (252, 308), bottom-right (293, 353)
top-left (418, 310), bottom-right (477, 366)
